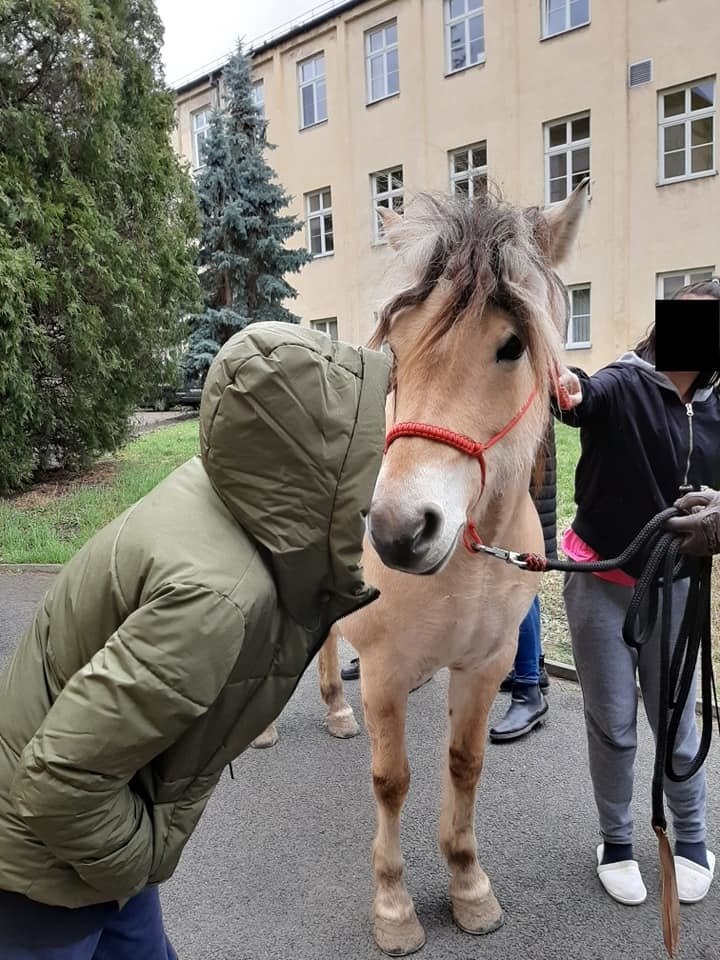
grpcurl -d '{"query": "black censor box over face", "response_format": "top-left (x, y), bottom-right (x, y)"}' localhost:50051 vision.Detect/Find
top-left (655, 299), bottom-right (720, 371)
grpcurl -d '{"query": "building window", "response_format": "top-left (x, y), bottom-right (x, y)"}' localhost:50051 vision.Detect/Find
top-left (445, 0), bottom-right (485, 74)
top-left (566, 285), bottom-right (591, 348)
top-left (298, 53), bottom-right (327, 129)
top-left (191, 106), bottom-right (211, 169)
top-left (312, 318), bottom-right (339, 340)
top-left (658, 78), bottom-right (715, 184)
top-left (251, 80), bottom-right (265, 120)
top-left (371, 166), bottom-right (404, 242)
top-left (657, 268), bottom-right (715, 300)
top-left (542, 0), bottom-right (590, 39)
top-left (305, 189), bottom-right (334, 258)
top-left (544, 112), bottom-right (590, 204)
top-left (449, 142), bottom-right (488, 199)
top-left (366, 20), bottom-right (399, 104)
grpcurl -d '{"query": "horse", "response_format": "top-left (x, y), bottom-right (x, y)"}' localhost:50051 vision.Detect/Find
top-left (253, 180), bottom-right (588, 954)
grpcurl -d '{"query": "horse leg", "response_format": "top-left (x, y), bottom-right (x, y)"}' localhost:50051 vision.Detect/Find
top-left (363, 675), bottom-right (425, 956)
top-left (440, 662), bottom-right (509, 935)
top-left (318, 628), bottom-right (360, 739)
top-left (250, 721), bottom-right (279, 749)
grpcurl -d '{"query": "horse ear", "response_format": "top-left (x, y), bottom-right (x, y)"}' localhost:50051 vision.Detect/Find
top-left (377, 206), bottom-right (403, 248)
top-left (542, 177), bottom-right (589, 266)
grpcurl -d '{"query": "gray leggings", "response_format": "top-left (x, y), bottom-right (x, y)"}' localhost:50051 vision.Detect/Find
top-left (563, 571), bottom-right (706, 846)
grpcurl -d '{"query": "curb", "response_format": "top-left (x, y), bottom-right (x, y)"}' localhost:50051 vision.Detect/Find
top-left (0, 564), bottom-right (62, 574)
top-left (545, 658), bottom-right (708, 718)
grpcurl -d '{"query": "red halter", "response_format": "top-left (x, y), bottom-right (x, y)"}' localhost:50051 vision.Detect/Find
top-left (384, 387), bottom-right (539, 554)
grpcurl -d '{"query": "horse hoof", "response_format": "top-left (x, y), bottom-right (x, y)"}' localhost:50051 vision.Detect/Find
top-left (452, 890), bottom-right (504, 936)
top-left (250, 725), bottom-right (279, 749)
top-left (373, 914), bottom-right (426, 957)
top-left (326, 708), bottom-right (360, 739)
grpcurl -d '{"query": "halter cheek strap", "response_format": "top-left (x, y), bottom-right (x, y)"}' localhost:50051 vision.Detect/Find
top-left (383, 387), bottom-right (539, 554)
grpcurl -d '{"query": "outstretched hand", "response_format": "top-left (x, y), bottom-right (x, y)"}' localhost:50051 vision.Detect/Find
top-left (553, 367), bottom-right (583, 410)
top-left (665, 489), bottom-right (720, 556)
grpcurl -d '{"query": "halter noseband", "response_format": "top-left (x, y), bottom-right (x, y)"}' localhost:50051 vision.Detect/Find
top-left (384, 387), bottom-right (539, 554)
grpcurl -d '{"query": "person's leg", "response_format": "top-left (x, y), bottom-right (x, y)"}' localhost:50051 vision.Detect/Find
top-left (564, 572), bottom-right (639, 859)
top-left (636, 579), bottom-right (708, 867)
top-left (0, 889), bottom-right (107, 959)
top-left (94, 887), bottom-right (175, 960)
top-left (490, 596), bottom-right (548, 742)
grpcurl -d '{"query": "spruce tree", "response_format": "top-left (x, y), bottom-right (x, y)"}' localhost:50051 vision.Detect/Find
top-left (184, 44), bottom-right (312, 380)
top-left (0, 0), bottom-right (200, 491)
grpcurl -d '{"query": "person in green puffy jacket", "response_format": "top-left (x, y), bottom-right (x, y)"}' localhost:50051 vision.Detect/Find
top-left (0, 323), bottom-right (390, 959)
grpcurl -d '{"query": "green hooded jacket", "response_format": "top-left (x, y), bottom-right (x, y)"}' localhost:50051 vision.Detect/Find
top-left (0, 322), bottom-right (390, 908)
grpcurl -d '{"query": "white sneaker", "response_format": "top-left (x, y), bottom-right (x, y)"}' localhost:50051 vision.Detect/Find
top-left (596, 844), bottom-right (648, 905)
top-left (675, 850), bottom-right (715, 904)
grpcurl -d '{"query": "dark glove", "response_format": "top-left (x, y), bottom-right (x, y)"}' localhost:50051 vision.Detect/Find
top-left (664, 489), bottom-right (720, 556)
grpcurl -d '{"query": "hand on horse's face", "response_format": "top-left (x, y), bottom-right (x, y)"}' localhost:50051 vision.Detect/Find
top-left (554, 367), bottom-right (582, 409)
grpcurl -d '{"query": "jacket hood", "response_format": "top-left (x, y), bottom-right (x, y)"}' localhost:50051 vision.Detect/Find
top-left (199, 322), bottom-right (391, 627)
top-left (617, 351), bottom-right (715, 403)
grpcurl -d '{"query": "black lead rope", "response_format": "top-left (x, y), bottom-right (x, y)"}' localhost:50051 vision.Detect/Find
top-left (481, 507), bottom-right (720, 956)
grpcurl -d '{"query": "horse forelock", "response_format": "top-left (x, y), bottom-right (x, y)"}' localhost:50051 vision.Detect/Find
top-left (371, 188), bottom-right (565, 392)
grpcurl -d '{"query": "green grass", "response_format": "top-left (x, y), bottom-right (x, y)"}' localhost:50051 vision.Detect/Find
top-left (0, 421), bottom-right (200, 564)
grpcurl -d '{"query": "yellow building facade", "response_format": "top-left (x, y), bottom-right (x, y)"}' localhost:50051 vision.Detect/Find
top-left (172, 0), bottom-right (719, 371)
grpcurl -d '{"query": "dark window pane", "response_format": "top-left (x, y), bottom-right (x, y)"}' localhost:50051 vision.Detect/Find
top-left (454, 178), bottom-right (470, 196)
top-left (391, 169), bottom-right (404, 189)
top-left (664, 151), bottom-right (686, 179)
top-left (316, 82), bottom-right (327, 121)
top-left (308, 193), bottom-right (321, 213)
top-left (572, 115), bottom-right (590, 141)
top-left (663, 276), bottom-right (685, 299)
top-left (391, 194), bottom-right (404, 211)
top-left (368, 30), bottom-right (382, 53)
top-left (469, 14), bottom-right (483, 42)
top-left (691, 144), bottom-right (713, 173)
top-left (549, 153), bottom-right (567, 178)
top-left (370, 57), bottom-right (384, 100)
top-left (387, 23), bottom-right (398, 45)
top-left (468, 0), bottom-right (482, 10)
top-left (302, 85), bottom-right (315, 126)
top-left (663, 90), bottom-right (686, 118)
top-left (453, 150), bottom-right (469, 173)
top-left (374, 173), bottom-right (388, 194)
top-left (550, 177), bottom-right (567, 202)
top-left (549, 122), bottom-right (567, 147)
top-left (572, 146), bottom-right (590, 174)
top-left (691, 82), bottom-right (714, 112)
top-left (449, 0), bottom-right (466, 18)
top-left (472, 143), bottom-right (487, 167)
top-left (664, 123), bottom-right (685, 152)
top-left (387, 49), bottom-right (400, 93)
top-left (310, 220), bottom-right (322, 254)
top-left (572, 287), bottom-right (590, 315)
top-left (691, 116), bottom-right (713, 146)
top-left (547, 8), bottom-right (566, 35)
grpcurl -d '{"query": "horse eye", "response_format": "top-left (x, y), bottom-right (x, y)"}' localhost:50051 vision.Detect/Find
top-left (496, 334), bottom-right (525, 362)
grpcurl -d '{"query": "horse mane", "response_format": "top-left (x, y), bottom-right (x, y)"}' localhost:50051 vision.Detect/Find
top-left (368, 185), bottom-right (567, 406)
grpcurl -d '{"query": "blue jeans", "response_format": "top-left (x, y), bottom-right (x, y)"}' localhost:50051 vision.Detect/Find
top-left (514, 595), bottom-right (541, 685)
top-left (0, 886), bottom-right (176, 960)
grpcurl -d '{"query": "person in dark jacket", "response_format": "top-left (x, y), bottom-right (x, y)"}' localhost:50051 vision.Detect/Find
top-left (489, 422), bottom-right (556, 742)
top-left (557, 277), bottom-right (720, 908)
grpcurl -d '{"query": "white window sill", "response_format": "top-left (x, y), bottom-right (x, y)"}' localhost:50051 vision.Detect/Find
top-left (657, 169), bottom-right (718, 188)
top-left (366, 91), bottom-right (400, 108)
top-left (565, 342), bottom-right (591, 350)
top-left (541, 21), bottom-right (591, 42)
top-left (445, 57), bottom-right (486, 79)
top-left (372, 237), bottom-right (389, 247)
top-left (299, 118), bottom-right (329, 133)
top-left (309, 251), bottom-right (335, 260)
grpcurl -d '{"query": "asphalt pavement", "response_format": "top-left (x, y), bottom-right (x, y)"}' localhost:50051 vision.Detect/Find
top-left (1, 569), bottom-right (718, 960)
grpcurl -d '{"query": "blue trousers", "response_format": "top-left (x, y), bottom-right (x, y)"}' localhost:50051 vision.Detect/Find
top-left (514, 595), bottom-right (541, 684)
top-left (0, 886), bottom-right (176, 960)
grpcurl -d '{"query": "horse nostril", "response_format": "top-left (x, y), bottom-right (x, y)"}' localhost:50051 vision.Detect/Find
top-left (414, 507), bottom-right (443, 549)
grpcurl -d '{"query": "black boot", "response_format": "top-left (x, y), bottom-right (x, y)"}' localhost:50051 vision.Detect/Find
top-left (499, 669), bottom-right (515, 693)
top-left (539, 655), bottom-right (550, 692)
top-left (489, 683), bottom-right (548, 743)
top-left (341, 657), bottom-right (360, 681)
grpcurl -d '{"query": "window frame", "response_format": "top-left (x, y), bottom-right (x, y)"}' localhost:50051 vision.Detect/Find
top-left (371, 166), bottom-right (405, 243)
top-left (251, 79), bottom-right (265, 120)
top-left (191, 105), bottom-right (212, 170)
top-left (365, 19), bottom-right (400, 105)
top-left (449, 142), bottom-right (488, 199)
top-left (544, 110), bottom-right (591, 206)
top-left (541, 0), bottom-right (591, 40)
top-left (311, 318), bottom-right (339, 340)
top-left (444, 0), bottom-right (485, 77)
top-left (657, 77), bottom-right (716, 186)
top-left (565, 283), bottom-right (592, 349)
top-left (305, 188), bottom-right (334, 259)
top-left (656, 268), bottom-right (716, 300)
top-left (298, 52), bottom-right (328, 130)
